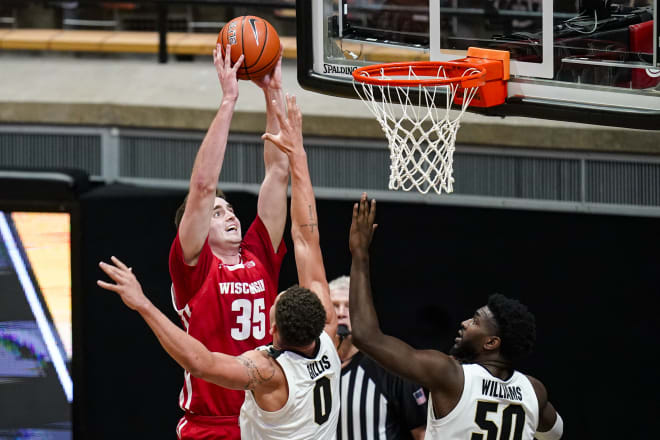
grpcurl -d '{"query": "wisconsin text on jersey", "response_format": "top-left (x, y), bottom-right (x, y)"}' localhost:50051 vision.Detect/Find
top-left (218, 280), bottom-right (266, 294)
top-left (307, 355), bottom-right (331, 379)
top-left (482, 379), bottom-right (524, 401)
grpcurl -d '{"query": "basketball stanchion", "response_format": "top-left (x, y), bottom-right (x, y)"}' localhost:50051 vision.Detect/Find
top-left (352, 47), bottom-right (510, 194)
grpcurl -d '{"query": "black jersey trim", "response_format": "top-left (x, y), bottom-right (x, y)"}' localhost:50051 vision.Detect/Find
top-left (473, 362), bottom-right (515, 382)
top-left (285, 337), bottom-right (322, 359)
top-left (261, 344), bottom-right (284, 359)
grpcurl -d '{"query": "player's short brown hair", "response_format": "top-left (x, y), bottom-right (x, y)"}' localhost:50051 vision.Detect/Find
top-left (174, 189), bottom-right (226, 229)
top-left (276, 285), bottom-right (326, 347)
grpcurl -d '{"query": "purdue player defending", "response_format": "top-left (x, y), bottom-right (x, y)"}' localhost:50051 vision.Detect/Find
top-left (168, 44), bottom-right (289, 439)
top-left (348, 195), bottom-right (563, 440)
top-left (242, 93), bottom-right (341, 438)
top-left (98, 95), bottom-right (340, 439)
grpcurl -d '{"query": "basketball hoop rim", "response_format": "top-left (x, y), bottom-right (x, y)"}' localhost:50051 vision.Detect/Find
top-left (352, 61), bottom-right (487, 87)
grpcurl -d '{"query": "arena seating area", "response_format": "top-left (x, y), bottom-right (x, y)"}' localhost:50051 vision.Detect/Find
top-left (0, 28), bottom-right (297, 57)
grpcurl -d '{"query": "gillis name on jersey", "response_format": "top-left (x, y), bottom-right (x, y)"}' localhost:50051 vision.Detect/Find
top-left (481, 379), bottom-right (523, 401)
top-left (307, 355), bottom-right (331, 380)
top-left (218, 280), bottom-right (266, 295)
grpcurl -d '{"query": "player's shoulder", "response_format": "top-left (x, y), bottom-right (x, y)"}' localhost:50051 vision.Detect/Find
top-left (524, 374), bottom-right (546, 390)
top-left (238, 348), bottom-right (286, 392)
top-left (241, 348), bottom-right (276, 365)
top-left (240, 349), bottom-right (282, 376)
top-left (429, 350), bottom-right (463, 376)
top-left (319, 330), bottom-right (335, 346)
top-left (524, 373), bottom-right (548, 405)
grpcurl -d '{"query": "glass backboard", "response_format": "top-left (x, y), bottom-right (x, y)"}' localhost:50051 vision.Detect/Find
top-left (297, 0), bottom-right (660, 129)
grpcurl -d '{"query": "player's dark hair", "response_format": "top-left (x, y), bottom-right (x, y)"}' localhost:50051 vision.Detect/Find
top-left (487, 293), bottom-right (536, 363)
top-left (276, 285), bottom-right (326, 347)
top-left (174, 189), bottom-right (226, 228)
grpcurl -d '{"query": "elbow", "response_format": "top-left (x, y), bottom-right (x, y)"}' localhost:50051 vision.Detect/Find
top-left (188, 365), bottom-right (203, 380)
top-left (185, 354), bottom-right (208, 381)
top-left (291, 226), bottom-right (318, 247)
top-left (189, 179), bottom-right (217, 198)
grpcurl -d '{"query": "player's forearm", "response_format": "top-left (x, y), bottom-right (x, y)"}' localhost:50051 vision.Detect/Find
top-left (189, 97), bottom-right (237, 193)
top-left (347, 259), bottom-right (437, 385)
top-left (349, 253), bottom-right (383, 346)
top-left (288, 149), bottom-right (337, 332)
top-left (137, 301), bottom-right (214, 379)
top-left (289, 150), bottom-right (319, 246)
top-left (258, 89), bottom-right (289, 244)
top-left (263, 88), bottom-right (288, 170)
top-left (139, 301), bottom-right (252, 390)
top-left (263, 87), bottom-right (282, 133)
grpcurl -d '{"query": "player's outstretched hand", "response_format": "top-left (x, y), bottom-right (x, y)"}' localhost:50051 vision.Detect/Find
top-left (213, 43), bottom-right (244, 102)
top-left (261, 94), bottom-right (303, 156)
top-left (349, 193), bottom-right (377, 258)
top-left (252, 43), bottom-right (283, 91)
top-left (97, 256), bottom-right (150, 312)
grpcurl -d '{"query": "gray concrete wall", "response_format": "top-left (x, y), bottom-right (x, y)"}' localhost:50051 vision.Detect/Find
top-left (1, 54), bottom-right (658, 153)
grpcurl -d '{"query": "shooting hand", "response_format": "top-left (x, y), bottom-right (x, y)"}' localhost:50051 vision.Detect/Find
top-left (213, 43), bottom-right (243, 102)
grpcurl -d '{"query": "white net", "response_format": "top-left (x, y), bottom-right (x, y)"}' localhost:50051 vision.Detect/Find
top-left (354, 65), bottom-right (481, 194)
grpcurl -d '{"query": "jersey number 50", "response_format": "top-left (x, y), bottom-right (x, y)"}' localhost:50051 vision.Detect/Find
top-left (231, 298), bottom-right (266, 341)
top-left (472, 401), bottom-right (526, 440)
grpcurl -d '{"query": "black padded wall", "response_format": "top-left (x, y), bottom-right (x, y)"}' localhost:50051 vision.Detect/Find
top-left (77, 184), bottom-right (659, 439)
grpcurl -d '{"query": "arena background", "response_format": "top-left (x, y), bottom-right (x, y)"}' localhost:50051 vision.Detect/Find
top-left (1, 1), bottom-right (659, 437)
top-left (72, 182), bottom-right (658, 439)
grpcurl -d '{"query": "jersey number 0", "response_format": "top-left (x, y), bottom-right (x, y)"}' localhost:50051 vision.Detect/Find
top-left (313, 376), bottom-right (332, 425)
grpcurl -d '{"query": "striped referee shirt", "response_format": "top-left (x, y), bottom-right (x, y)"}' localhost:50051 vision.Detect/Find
top-left (338, 352), bottom-right (428, 440)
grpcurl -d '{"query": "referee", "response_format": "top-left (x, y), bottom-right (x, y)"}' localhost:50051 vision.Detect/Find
top-left (330, 276), bottom-right (427, 440)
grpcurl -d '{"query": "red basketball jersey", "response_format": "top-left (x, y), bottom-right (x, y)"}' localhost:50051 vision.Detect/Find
top-left (169, 216), bottom-right (286, 417)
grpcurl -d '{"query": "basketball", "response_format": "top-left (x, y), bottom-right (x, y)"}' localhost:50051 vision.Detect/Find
top-left (217, 16), bottom-right (281, 80)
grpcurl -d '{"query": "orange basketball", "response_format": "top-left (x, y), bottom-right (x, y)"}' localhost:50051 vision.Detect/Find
top-left (217, 16), bottom-right (281, 80)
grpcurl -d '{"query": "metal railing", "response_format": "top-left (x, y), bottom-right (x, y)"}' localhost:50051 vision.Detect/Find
top-left (3, 123), bottom-right (660, 217)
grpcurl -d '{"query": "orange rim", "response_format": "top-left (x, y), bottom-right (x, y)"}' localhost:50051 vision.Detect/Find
top-left (352, 61), bottom-right (486, 87)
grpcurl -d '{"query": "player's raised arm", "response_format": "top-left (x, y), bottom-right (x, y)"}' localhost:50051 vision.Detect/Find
top-left (178, 44), bottom-right (244, 265)
top-left (348, 194), bottom-right (463, 391)
top-left (262, 95), bottom-right (338, 340)
top-left (97, 256), bottom-right (281, 392)
top-left (254, 48), bottom-right (289, 252)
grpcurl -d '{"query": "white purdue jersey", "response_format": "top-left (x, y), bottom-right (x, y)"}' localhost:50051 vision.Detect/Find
top-left (426, 363), bottom-right (539, 440)
top-left (240, 331), bottom-right (340, 440)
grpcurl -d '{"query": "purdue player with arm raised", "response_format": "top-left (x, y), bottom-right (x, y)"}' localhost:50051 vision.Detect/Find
top-left (240, 93), bottom-right (341, 438)
top-left (347, 195), bottom-right (563, 440)
top-left (98, 95), bottom-right (340, 439)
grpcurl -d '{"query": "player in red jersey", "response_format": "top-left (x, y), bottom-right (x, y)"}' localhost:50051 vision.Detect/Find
top-left (168, 43), bottom-right (289, 439)
top-left (97, 94), bottom-right (341, 440)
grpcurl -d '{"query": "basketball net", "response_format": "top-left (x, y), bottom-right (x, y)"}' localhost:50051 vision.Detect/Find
top-left (353, 65), bottom-right (481, 194)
